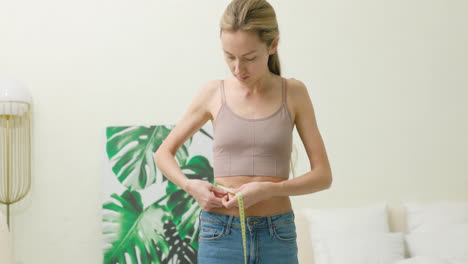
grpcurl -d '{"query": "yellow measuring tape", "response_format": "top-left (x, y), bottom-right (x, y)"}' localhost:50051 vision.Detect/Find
top-left (213, 182), bottom-right (247, 264)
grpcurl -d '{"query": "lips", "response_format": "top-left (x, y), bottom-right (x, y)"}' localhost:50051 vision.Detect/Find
top-left (236, 76), bottom-right (248, 80)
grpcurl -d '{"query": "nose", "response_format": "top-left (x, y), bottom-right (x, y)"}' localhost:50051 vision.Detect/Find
top-left (233, 60), bottom-right (246, 75)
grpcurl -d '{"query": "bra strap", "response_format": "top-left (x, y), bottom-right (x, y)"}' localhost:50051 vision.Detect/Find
top-left (220, 80), bottom-right (226, 104)
top-left (282, 77), bottom-right (287, 104)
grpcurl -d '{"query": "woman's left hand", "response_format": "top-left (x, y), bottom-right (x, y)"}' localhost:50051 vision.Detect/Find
top-left (222, 182), bottom-right (273, 209)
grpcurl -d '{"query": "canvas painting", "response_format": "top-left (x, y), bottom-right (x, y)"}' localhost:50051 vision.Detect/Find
top-left (102, 123), bottom-right (213, 263)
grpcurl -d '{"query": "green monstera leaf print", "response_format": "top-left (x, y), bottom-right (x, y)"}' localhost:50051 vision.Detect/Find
top-left (103, 124), bottom-right (214, 263)
top-left (106, 125), bottom-right (192, 191)
top-left (103, 190), bottom-right (171, 264)
top-left (165, 155), bottom-right (214, 250)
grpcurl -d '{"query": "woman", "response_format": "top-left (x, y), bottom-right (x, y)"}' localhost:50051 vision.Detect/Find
top-left (154, 0), bottom-right (332, 263)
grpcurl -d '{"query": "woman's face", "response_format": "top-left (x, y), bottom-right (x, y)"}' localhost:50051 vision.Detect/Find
top-left (220, 30), bottom-right (276, 83)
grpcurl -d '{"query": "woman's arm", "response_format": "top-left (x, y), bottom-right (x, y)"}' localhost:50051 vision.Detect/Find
top-left (268, 78), bottom-right (333, 196)
top-left (266, 167), bottom-right (331, 197)
top-left (154, 80), bottom-right (228, 209)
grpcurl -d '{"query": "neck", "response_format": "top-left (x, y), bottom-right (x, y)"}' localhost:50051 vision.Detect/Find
top-left (238, 71), bottom-right (274, 95)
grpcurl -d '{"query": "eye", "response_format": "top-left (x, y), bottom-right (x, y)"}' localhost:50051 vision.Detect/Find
top-left (246, 57), bottom-right (256, 61)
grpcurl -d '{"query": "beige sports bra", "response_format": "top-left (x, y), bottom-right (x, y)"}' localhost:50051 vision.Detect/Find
top-left (212, 77), bottom-right (294, 178)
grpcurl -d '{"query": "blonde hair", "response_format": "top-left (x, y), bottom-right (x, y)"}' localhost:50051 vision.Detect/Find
top-left (220, 0), bottom-right (281, 76)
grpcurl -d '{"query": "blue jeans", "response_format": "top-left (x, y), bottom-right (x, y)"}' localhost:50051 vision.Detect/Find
top-left (197, 210), bottom-right (298, 264)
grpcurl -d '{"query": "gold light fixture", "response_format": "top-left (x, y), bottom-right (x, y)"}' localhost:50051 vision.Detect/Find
top-left (0, 77), bottom-right (32, 230)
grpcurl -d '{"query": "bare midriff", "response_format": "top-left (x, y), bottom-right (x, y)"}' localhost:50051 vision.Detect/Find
top-left (208, 175), bottom-right (292, 217)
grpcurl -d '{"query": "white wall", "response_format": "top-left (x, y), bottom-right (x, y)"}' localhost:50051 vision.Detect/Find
top-left (0, 0), bottom-right (467, 263)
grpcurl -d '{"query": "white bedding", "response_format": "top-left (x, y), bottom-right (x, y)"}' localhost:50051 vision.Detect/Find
top-left (298, 201), bottom-right (468, 264)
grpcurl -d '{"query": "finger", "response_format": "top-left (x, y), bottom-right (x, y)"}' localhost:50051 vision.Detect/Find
top-left (210, 196), bottom-right (225, 207)
top-left (221, 195), bottom-right (230, 208)
top-left (228, 188), bottom-right (240, 195)
top-left (209, 192), bottom-right (226, 205)
top-left (212, 191), bottom-right (228, 198)
top-left (225, 196), bottom-right (239, 209)
top-left (210, 185), bottom-right (229, 195)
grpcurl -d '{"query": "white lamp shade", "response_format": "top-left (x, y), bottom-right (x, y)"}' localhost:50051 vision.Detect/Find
top-left (0, 77), bottom-right (32, 116)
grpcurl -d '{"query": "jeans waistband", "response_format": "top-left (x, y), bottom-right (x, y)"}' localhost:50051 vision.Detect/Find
top-left (199, 209), bottom-right (295, 233)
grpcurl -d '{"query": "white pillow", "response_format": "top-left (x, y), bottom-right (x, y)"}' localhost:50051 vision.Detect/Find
top-left (0, 211), bottom-right (14, 264)
top-left (301, 202), bottom-right (389, 238)
top-left (323, 232), bottom-right (405, 264)
top-left (405, 223), bottom-right (468, 263)
top-left (392, 256), bottom-right (451, 264)
top-left (403, 200), bottom-right (468, 233)
top-left (301, 202), bottom-right (390, 264)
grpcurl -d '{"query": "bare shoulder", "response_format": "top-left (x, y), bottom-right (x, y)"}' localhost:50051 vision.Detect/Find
top-left (284, 77), bottom-right (312, 123)
top-left (196, 79), bottom-right (220, 103)
top-left (201, 79), bottom-right (223, 119)
top-left (155, 79), bottom-right (221, 155)
top-left (285, 77), bottom-right (309, 99)
top-left (202, 79), bottom-right (222, 95)
top-left (187, 79), bottom-right (221, 118)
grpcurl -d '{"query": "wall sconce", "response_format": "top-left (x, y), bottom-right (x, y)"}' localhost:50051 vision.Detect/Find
top-left (0, 77), bottom-right (32, 230)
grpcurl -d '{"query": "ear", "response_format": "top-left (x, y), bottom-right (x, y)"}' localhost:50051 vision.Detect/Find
top-left (268, 35), bottom-right (279, 55)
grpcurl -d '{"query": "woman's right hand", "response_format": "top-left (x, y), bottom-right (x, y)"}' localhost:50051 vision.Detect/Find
top-left (184, 179), bottom-right (229, 210)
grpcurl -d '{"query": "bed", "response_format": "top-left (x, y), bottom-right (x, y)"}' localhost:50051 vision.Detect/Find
top-left (295, 201), bottom-right (468, 264)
